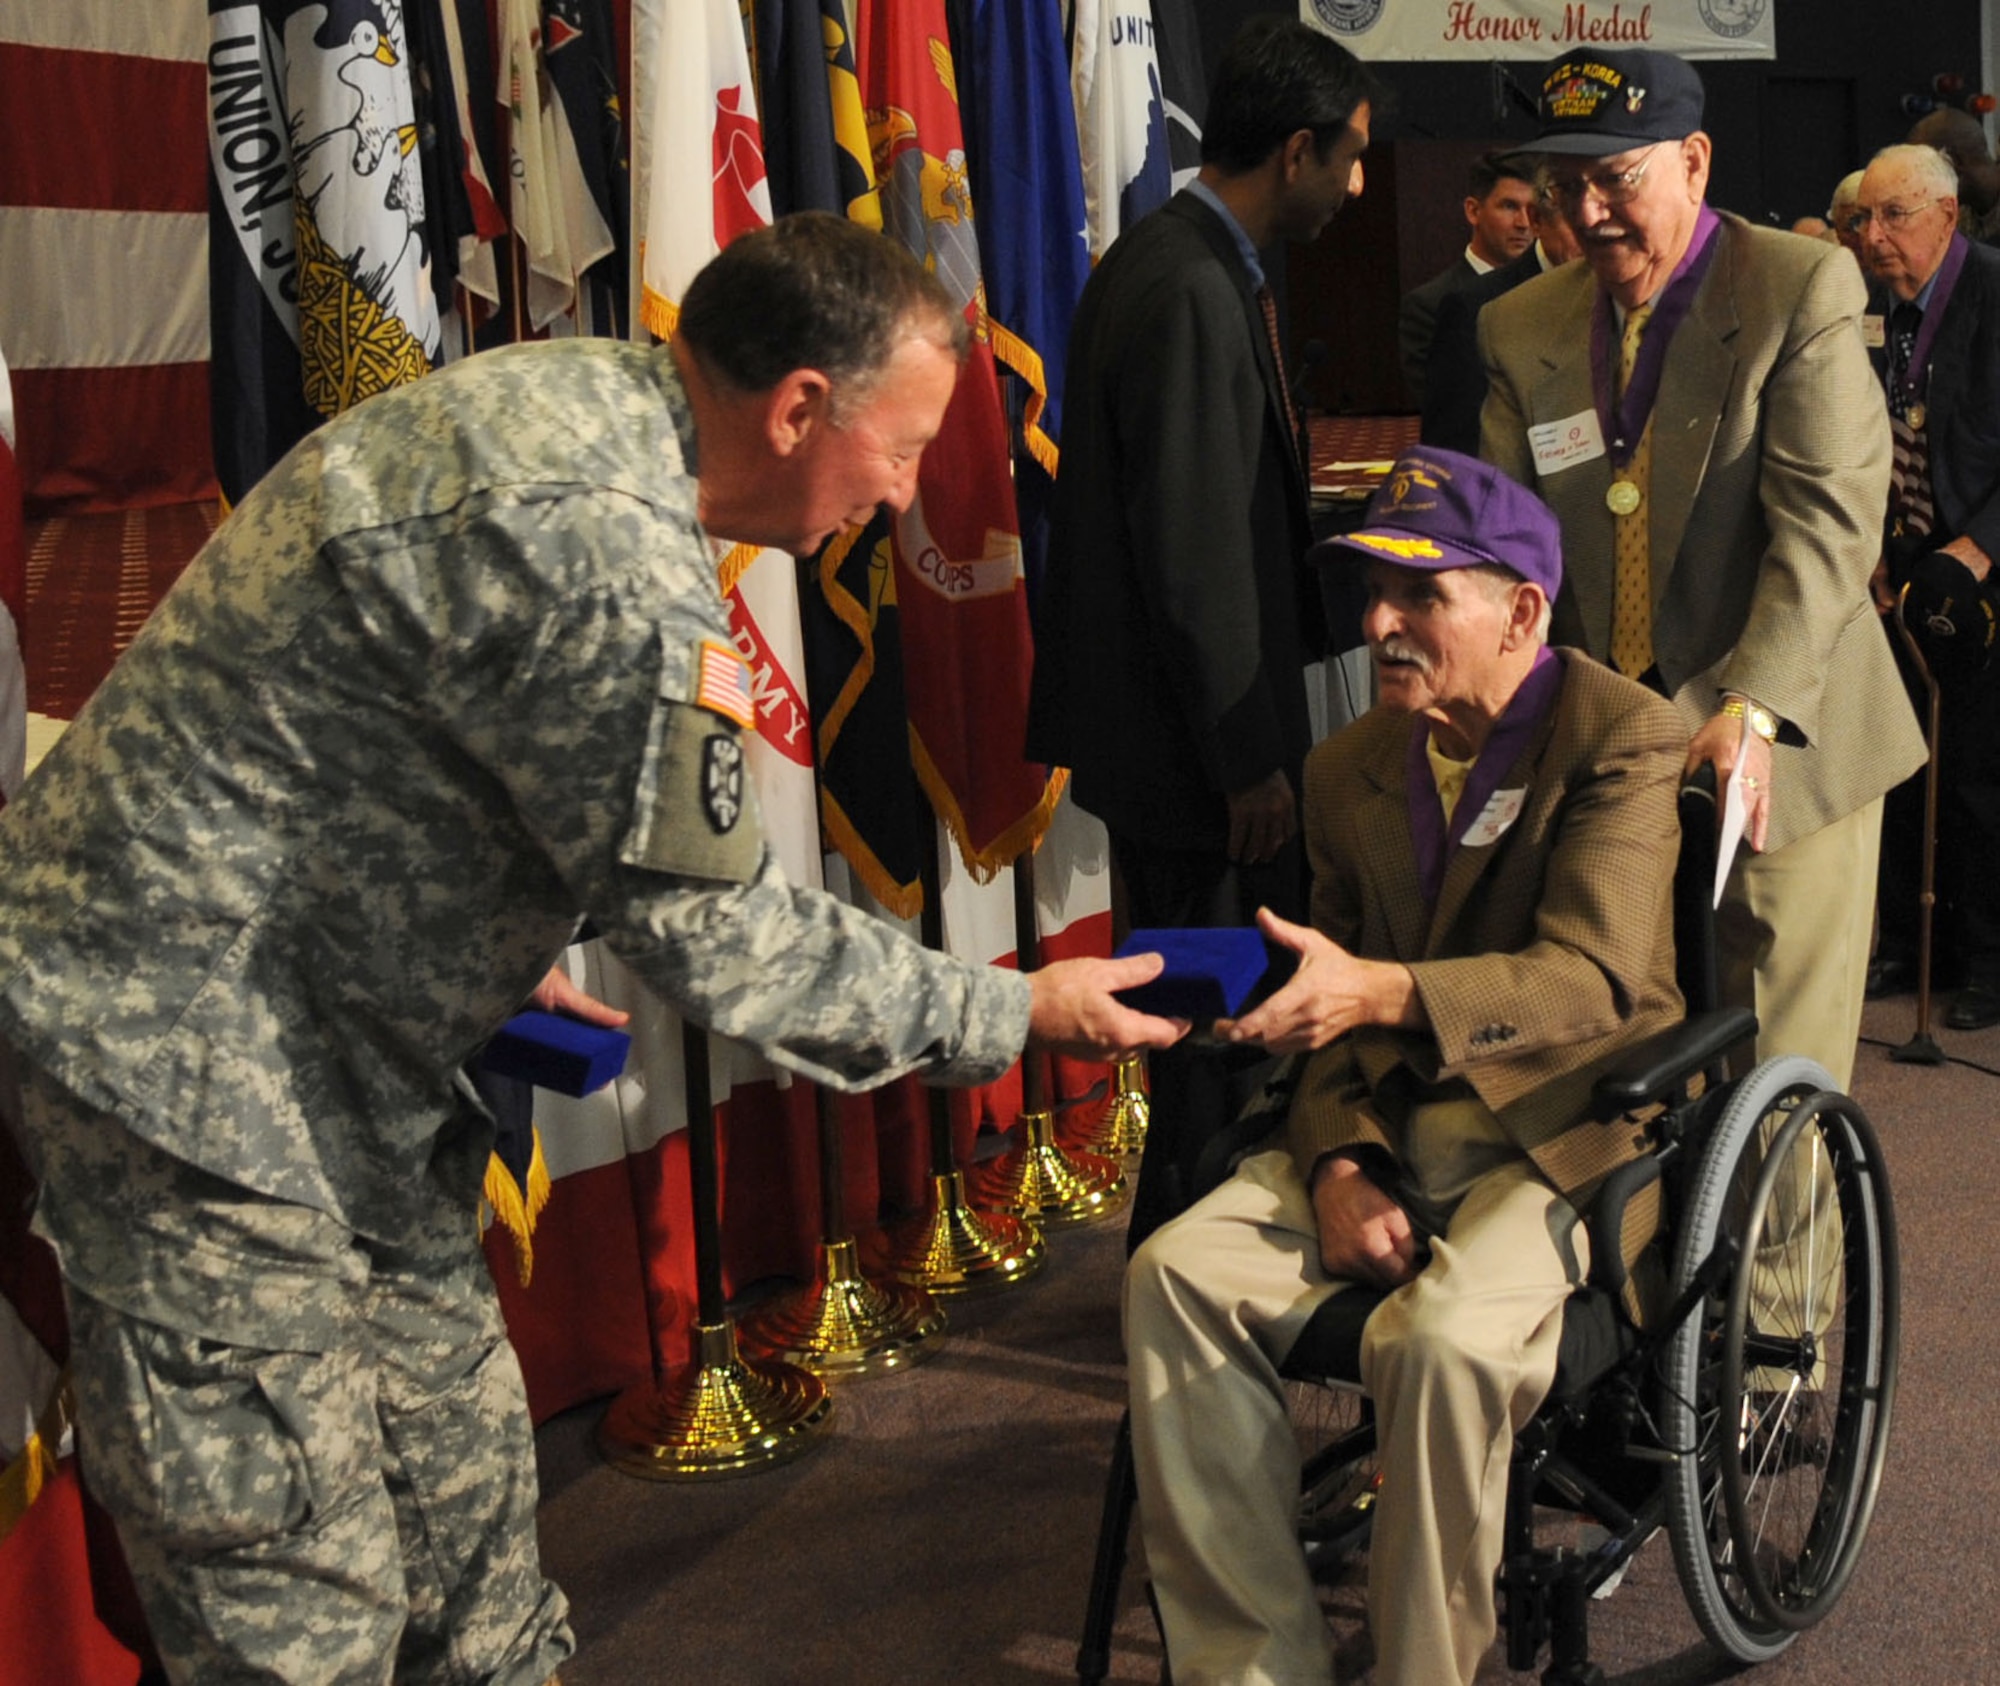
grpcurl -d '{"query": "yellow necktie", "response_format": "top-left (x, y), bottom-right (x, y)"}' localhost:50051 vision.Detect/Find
top-left (1610, 306), bottom-right (1655, 679)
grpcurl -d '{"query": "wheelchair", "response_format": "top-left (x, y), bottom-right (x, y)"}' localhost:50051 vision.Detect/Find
top-left (1077, 771), bottom-right (1901, 1685)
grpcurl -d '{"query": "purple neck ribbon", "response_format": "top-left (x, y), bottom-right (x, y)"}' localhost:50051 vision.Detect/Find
top-left (1405, 646), bottom-right (1561, 907)
top-left (1890, 230), bottom-right (1970, 409)
top-left (1589, 202), bottom-right (1723, 471)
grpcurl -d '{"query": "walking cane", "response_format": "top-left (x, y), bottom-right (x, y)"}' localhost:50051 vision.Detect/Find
top-left (1887, 586), bottom-right (1946, 1065)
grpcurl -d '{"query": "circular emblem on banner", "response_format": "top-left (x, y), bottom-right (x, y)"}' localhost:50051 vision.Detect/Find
top-left (701, 736), bottom-right (745, 834)
top-left (1308, 0), bottom-right (1385, 36)
top-left (1696, 0), bottom-right (1768, 39)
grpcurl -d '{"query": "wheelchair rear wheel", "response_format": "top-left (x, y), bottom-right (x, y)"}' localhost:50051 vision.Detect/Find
top-left (1661, 1057), bottom-right (1900, 1662)
top-left (1287, 1380), bottom-right (1378, 1578)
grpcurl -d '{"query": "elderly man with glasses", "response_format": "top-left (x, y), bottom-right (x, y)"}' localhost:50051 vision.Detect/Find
top-left (1478, 48), bottom-right (1923, 1091)
top-left (1855, 142), bottom-right (2000, 1024)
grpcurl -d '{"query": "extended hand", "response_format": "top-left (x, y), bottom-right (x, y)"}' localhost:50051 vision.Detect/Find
top-left (1215, 907), bottom-right (1417, 1052)
top-left (1313, 1156), bottom-right (1420, 1290)
top-left (1027, 953), bottom-right (1189, 1062)
top-left (529, 966), bottom-right (632, 1027)
top-left (1226, 770), bottom-right (1297, 866)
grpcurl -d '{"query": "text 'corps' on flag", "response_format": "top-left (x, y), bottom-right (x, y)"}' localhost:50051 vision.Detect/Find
top-left (854, 0), bottom-right (1059, 880)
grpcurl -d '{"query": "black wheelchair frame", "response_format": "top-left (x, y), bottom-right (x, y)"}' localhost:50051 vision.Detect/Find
top-left (1078, 772), bottom-right (1901, 1685)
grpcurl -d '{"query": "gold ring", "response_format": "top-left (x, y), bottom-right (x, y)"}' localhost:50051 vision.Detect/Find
top-left (1743, 776), bottom-right (1760, 791)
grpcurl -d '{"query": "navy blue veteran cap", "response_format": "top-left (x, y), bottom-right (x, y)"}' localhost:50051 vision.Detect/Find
top-left (1327, 448), bottom-right (1563, 600)
top-left (1533, 49), bottom-right (1706, 156)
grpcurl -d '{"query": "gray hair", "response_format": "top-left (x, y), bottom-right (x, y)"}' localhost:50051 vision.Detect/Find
top-left (1866, 144), bottom-right (1961, 204)
top-left (675, 213), bottom-right (968, 413)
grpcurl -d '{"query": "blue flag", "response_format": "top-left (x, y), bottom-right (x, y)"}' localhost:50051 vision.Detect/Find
top-left (951, 0), bottom-right (1089, 611)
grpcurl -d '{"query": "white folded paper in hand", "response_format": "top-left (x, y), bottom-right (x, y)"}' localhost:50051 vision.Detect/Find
top-left (1714, 711), bottom-right (1753, 908)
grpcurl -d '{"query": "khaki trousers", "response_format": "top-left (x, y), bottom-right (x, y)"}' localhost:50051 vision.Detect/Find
top-left (1125, 1147), bottom-right (1587, 1686)
top-left (1718, 797), bottom-right (1882, 1089)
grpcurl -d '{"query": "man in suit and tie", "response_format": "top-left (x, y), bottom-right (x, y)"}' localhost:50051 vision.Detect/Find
top-left (1125, 449), bottom-right (1686, 1686)
top-left (1029, 19), bottom-right (1377, 1242)
top-left (1420, 175), bottom-right (1582, 454)
top-left (1398, 153), bottom-right (1540, 410)
top-left (1856, 143), bottom-right (2000, 1024)
top-left (1479, 49), bottom-right (1925, 1088)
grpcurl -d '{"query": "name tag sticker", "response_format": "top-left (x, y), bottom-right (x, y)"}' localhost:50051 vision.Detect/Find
top-left (1528, 408), bottom-right (1606, 475)
top-left (1862, 313), bottom-right (1886, 349)
top-left (1463, 788), bottom-right (1526, 848)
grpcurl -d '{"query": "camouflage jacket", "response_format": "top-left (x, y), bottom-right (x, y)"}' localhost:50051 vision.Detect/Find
top-left (0, 342), bottom-right (1028, 1240)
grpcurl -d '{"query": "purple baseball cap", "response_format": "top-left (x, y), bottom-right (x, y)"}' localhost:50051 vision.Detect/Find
top-left (1326, 447), bottom-right (1563, 599)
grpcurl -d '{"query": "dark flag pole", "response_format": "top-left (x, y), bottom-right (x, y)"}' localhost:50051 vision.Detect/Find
top-left (863, 835), bottom-right (1046, 1294)
top-left (597, 1021), bottom-right (834, 1478)
top-left (966, 848), bottom-right (1128, 1225)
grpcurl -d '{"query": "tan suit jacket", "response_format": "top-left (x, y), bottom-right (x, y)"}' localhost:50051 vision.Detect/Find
top-left (1478, 213), bottom-right (1925, 854)
top-left (1286, 651), bottom-right (1685, 1211)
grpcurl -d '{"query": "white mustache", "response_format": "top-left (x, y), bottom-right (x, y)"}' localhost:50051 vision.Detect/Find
top-left (1373, 636), bottom-right (1432, 674)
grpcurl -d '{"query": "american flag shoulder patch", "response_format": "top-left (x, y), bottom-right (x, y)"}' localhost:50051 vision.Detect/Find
top-left (693, 639), bottom-right (756, 730)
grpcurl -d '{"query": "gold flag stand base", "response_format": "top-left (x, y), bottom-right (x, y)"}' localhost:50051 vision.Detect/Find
top-left (969, 1107), bottom-right (1128, 1227)
top-left (598, 1319), bottom-right (832, 1480)
top-left (1073, 1054), bottom-right (1150, 1159)
top-left (863, 1170), bottom-right (1046, 1295)
top-left (737, 1238), bottom-right (947, 1376)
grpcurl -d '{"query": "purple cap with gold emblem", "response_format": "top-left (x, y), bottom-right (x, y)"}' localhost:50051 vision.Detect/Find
top-left (1326, 447), bottom-right (1563, 599)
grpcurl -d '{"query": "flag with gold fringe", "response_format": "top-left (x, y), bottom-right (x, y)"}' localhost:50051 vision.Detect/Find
top-left (744, 0), bottom-right (927, 915)
top-left (853, 0), bottom-right (1061, 882)
top-left (636, 0), bottom-right (771, 339)
top-left (948, 0), bottom-right (1090, 610)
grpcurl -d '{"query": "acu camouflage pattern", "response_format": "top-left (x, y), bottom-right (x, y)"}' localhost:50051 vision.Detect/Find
top-left (33, 1072), bottom-right (571, 1686)
top-left (0, 339), bottom-right (1030, 1245)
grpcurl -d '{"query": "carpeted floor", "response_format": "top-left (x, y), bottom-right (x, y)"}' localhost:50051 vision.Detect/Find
top-left (533, 1008), bottom-right (2000, 1684)
top-left (22, 502), bottom-right (215, 721)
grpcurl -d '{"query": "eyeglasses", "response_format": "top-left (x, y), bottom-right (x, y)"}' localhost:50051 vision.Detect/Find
top-left (1845, 199), bottom-right (1944, 234)
top-left (1545, 145), bottom-right (1666, 212)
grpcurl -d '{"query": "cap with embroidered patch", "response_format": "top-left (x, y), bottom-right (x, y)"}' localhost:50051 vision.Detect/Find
top-left (1533, 49), bottom-right (1706, 156)
top-left (1326, 447), bottom-right (1563, 599)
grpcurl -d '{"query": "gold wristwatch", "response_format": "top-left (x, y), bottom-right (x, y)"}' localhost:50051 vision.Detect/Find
top-left (1720, 695), bottom-right (1779, 743)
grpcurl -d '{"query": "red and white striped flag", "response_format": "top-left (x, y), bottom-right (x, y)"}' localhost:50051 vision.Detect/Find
top-left (0, 3), bottom-right (213, 513)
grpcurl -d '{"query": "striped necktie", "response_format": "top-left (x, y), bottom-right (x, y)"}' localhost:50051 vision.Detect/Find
top-left (1256, 283), bottom-right (1302, 468)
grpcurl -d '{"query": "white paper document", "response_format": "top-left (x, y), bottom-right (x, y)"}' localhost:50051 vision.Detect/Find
top-left (1714, 714), bottom-right (1753, 908)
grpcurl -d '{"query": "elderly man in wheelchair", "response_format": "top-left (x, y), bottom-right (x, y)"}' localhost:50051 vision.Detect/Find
top-left (1107, 448), bottom-right (1897, 1686)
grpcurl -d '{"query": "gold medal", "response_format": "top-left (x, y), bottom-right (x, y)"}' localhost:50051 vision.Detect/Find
top-left (1908, 402), bottom-right (1926, 430)
top-left (1606, 480), bottom-right (1642, 516)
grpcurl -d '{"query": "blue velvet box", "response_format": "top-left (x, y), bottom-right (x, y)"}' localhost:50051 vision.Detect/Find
top-left (479, 1011), bottom-right (632, 1097)
top-left (1111, 928), bottom-right (1272, 1019)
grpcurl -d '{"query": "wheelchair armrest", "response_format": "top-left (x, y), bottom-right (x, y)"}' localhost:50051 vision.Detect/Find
top-left (1590, 1007), bottom-right (1757, 1112)
top-left (1584, 1151), bottom-right (1664, 1299)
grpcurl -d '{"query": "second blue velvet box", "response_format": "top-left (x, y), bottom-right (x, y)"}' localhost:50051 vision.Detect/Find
top-left (479, 1011), bottom-right (632, 1097)
top-left (1112, 928), bottom-right (1272, 1019)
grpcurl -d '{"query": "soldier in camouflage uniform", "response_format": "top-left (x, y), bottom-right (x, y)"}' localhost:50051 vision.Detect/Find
top-left (0, 214), bottom-right (1181, 1685)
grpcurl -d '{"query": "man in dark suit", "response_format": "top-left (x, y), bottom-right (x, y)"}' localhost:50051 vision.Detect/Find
top-left (1480, 49), bottom-right (1924, 1089)
top-left (1857, 143), bottom-right (2000, 1025)
top-left (1028, 18), bottom-right (1376, 1241)
top-left (1907, 107), bottom-right (2000, 244)
top-left (1397, 153), bottom-right (1539, 410)
top-left (1126, 450), bottom-right (1685, 1686)
top-left (1420, 178), bottom-right (1581, 454)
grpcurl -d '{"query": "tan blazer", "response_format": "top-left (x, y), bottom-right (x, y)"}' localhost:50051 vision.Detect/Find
top-left (1286, 652), bottom-right (1685, 1211)
top-left (1477, 212), bottom-right (1925, 854)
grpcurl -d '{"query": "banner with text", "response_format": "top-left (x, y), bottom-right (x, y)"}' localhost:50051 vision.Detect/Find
top-left (1299, 0), bottom-right (1775, 61)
